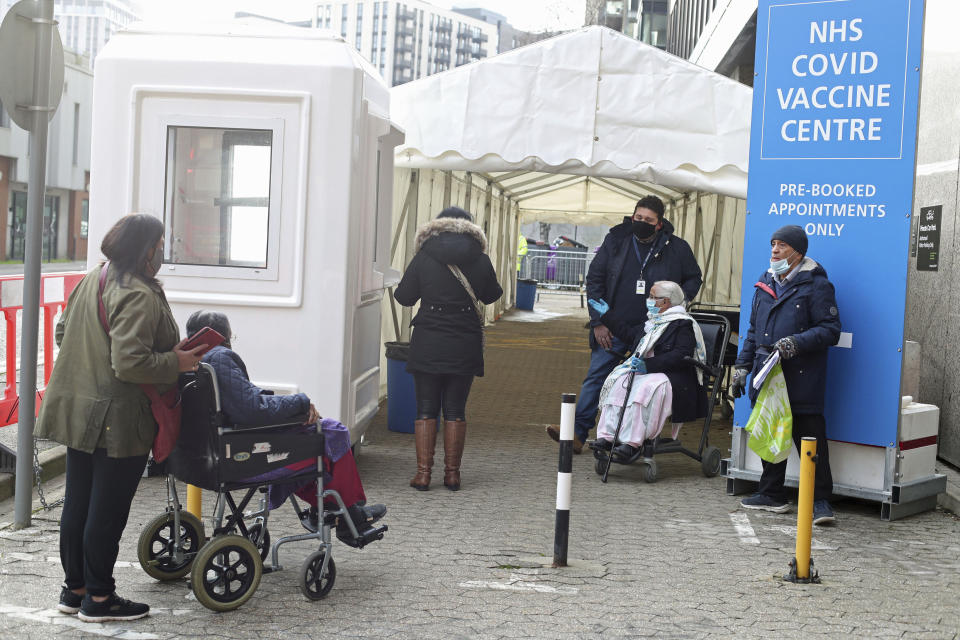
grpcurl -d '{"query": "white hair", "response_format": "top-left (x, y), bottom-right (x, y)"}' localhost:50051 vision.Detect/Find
top-left (652, 280), bottom-right (685, 307)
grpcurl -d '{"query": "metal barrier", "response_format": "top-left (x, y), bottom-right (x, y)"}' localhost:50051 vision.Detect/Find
top-left (0, 271), bottom-right (85, 427)
top-left (520, 249), bottom-right (593, 299)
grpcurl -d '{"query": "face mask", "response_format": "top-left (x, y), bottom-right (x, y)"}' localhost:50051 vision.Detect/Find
top-left (646, 299), bottom-right (660, 317)
top-left (632, 220), bottom-right (657, 241)
top-left (148, 245), bottom-right (163, 276)
top-left (770, 250), bottom-right (795, 275)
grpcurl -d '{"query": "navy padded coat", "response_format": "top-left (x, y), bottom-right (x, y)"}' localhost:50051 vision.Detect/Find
top-left (735, 258), bottom-right (841, 415)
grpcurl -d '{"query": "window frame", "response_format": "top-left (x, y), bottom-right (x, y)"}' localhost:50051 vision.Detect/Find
top-left (158, 115), bottom-right (286, 282)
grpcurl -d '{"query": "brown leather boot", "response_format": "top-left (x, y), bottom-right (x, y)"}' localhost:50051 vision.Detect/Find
top-left (410, 419), bottom-right (437, 491)
top-left (443, 420), bottom-right (467, 491)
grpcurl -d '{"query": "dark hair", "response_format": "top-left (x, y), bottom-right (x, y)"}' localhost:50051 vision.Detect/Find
top-left (100, 214), bottom-right (164, 285)
top-left (437, 206), bottom-right (473, 222)
top-left (634, 195), bottom-right (665, 220)
top-left (186, 310), bottom-right (232, 348)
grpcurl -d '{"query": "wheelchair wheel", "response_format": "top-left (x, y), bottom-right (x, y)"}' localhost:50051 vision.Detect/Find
top-left (137, 511), bottom-right (205, 581)
top-left (246, 522), bottom-right (271, 562)
top-left (191, 534), bottom-right (263, 612)
top-left (643, 459), bottom-right (658, 483)
top-left (299, 549), bottom-right (336, 601)
top-left (701, 446), bottom-right (722, 478)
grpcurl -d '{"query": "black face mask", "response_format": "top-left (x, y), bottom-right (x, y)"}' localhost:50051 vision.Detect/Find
top-left (632, 220), bottom-right (657, 242)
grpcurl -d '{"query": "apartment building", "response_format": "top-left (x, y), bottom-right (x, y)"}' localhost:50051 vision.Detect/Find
top-left (0, 51), bottom-right (93, 261)
top-left (1, 0), bottom-right (141, 68)
top-left (312, 1), bottom-right (498, 86)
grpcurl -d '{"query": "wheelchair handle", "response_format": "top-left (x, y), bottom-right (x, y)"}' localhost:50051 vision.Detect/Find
top-left (683, 356), bottom-right (722, 377)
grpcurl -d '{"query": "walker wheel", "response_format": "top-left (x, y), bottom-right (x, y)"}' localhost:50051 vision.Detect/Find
top-left (299, 549), bottom-right (336, 601)
top-left (701, 446), bottom-right (722, 478)
top-left (643, 459), bottom-right (658, 483)
top-left (190, 534), bottom-right (263, 612)
top-left (246, 522), bottom-right (271, 562)
top-left (137, 510), bottom-right (205, 581)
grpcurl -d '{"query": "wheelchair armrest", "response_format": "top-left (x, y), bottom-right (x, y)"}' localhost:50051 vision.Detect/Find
top-left (221, 415), bottom-right (312, 433)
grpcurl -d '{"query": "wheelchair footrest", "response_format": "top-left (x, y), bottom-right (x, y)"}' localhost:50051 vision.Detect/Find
top-left (341, 524), bottom-right (388, 549)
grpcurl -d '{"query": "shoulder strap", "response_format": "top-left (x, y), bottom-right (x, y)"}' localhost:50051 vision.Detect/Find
top-left (97, 262), bottom-right (111, 334)
top-left (447, 264), bottom-right (484, 323)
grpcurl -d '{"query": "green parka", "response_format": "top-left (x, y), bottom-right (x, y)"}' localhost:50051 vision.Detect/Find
top-left (35, 263), bottom-right (180, 458)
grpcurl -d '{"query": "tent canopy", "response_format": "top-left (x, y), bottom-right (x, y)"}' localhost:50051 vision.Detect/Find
top-left (391, 25), bottom-right (752, 216)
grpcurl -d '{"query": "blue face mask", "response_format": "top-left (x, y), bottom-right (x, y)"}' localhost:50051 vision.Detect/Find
top-left (646, 299), bottom-right (660, 317)
top-left (770, 251), bottom-right (796, 275)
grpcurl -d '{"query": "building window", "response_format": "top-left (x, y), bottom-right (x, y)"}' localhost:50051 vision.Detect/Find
top-left (341, 3), bottom-right (348, 37)
top-left (163, 126), bottom-right (273, 269)
top-left (356, 2), bottom-right (363, 50)
top-left (80, 199), bottom-right (89, 238)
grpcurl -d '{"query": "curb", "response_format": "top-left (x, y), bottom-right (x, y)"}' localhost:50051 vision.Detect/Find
top-left (938, 489), bottom-right (960, 517)
top-left (0, 445), bottom-right (68, 502)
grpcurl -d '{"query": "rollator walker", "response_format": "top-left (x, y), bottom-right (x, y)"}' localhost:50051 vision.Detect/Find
top-left (136, 363), bottom-right (387, 611)
top-left (590, 312), bottom-right (731, 483)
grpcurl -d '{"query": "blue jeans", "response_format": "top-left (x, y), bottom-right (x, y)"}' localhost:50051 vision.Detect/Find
top-left (574, 336), bottom-right (628, 443)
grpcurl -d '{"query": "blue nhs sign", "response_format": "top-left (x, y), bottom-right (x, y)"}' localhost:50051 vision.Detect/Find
top-left (737, 0), bottom-right (925, 447)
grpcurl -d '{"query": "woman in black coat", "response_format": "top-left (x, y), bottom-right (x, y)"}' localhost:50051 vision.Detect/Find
top-left (394, 207), bottom-right (503, 491)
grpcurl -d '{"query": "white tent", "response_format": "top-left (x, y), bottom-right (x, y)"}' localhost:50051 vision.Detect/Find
top-left (383, 26), bottom-right (753, 330)
top-left (392, 26), bottom-right (752, 205)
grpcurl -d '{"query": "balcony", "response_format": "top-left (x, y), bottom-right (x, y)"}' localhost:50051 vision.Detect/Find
top-left (472, 32), bottom-right (488, 43)
top-left (436, 22), bottom-right (452, 33)
top-left (396, 20), bottom-right (414, 38)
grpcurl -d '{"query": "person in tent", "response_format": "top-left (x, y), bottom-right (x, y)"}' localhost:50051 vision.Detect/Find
top-left (545, 195), bottom-right (701, 453)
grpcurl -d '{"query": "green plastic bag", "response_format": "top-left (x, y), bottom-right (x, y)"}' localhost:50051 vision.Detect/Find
top-left (744, 363), bottom-right (793, 463)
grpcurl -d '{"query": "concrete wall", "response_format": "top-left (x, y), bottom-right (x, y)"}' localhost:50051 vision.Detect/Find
top-left (905, 7), bottom-right (960, 465)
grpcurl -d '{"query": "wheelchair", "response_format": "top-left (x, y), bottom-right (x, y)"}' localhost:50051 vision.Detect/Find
top-left (590, 312), bottom-right (731, 483)
top-left (136, 363), bottom-right (386, 612)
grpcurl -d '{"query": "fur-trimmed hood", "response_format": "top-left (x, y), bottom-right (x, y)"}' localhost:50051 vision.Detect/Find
top-left (414, 217), bottom-right (488, 266)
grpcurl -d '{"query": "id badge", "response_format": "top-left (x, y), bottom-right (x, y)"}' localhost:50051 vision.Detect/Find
top-left (636, 279), bottom-right (646, 295)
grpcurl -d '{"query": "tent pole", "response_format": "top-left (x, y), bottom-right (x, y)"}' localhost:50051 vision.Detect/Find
top-left (400, 170), bottom-right (420, 342)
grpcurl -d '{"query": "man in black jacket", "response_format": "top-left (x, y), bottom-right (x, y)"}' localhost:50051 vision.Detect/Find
top-left (546, 195), bottom-right (702, 452)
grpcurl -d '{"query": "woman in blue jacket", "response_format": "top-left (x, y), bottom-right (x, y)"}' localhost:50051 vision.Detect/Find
top-left (185, 311), bottom-right (386, 545)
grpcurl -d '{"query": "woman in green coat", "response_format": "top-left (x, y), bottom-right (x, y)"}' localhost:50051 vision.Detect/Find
top-left (35, 214), bottom-right (205, 623)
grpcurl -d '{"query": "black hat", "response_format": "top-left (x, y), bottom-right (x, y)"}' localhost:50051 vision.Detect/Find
top-left (771, 225), bottom-right (807, 255)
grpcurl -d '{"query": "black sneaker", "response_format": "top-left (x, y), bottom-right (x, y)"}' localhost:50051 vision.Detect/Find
top-left (78, 593), bottom-right (150, 622)
top-left (740, 493), bottom-right (790, 513)
top-left (57, 587), bottom-right (83, 614)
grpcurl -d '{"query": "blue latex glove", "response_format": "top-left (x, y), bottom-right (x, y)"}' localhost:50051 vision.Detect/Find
top-left (588, 298), bottom-right (609, 315)
top-left (629, 356), bottom-right (646, 373)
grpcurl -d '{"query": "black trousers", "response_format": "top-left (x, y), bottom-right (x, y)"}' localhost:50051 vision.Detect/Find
top-left (757, 413), bottom-right (834, 503)
top-left (60, 447), bottom-right (147, 596)
top-left (413, 373), bottom-right (474, 421)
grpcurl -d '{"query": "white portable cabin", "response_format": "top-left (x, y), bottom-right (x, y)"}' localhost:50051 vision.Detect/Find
top-left (86, 20), bottom-right (403, 442)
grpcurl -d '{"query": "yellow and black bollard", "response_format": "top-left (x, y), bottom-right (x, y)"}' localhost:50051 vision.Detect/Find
top-left (784, 436), bottom-right (821, 584)
top-left (187, 484), bottom-right (202, 520)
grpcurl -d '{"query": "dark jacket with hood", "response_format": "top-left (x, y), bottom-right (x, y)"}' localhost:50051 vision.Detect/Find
top-left (586, 217), bottom-right (702, 349)
top-left (394, 217), bottom-right (503, 376)
top-left (736, 257), bottom-right (841, 414)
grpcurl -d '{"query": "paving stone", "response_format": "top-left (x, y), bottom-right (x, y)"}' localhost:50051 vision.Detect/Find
top-left (0, 296), bottom-right (958, 638)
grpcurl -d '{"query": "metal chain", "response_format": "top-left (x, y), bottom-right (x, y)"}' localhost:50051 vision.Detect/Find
top-left (32, 435), bottom-right (63, 510)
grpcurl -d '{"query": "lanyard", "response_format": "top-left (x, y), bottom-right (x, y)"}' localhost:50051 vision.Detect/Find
top-left (631, 236), bottom-right (656, 277)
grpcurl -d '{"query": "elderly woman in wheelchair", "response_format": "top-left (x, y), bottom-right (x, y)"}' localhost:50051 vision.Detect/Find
top-left (136, 310), bottom-right (387, 611)
top-left (588, 281), bottom-right (708, 464)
